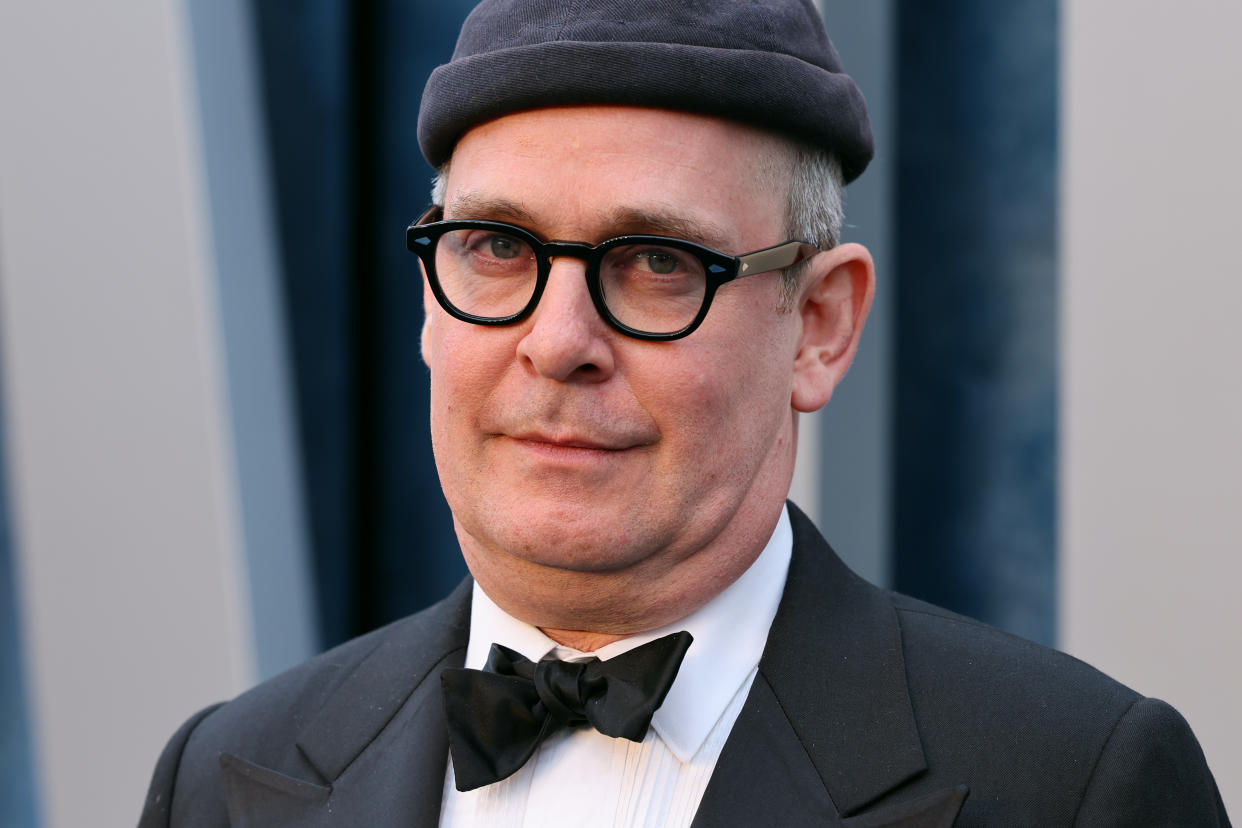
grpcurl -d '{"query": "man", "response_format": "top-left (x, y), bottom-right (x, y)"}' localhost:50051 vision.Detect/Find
top-left (140, 1), bottom-right (1231, 826)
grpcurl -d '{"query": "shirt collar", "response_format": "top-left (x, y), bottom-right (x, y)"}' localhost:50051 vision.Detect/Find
top-left (465, 505), bottom-right (793, 763)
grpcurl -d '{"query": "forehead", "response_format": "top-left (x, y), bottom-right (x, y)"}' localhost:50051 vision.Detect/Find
top-left (442, 106), bottom-right (790, 248)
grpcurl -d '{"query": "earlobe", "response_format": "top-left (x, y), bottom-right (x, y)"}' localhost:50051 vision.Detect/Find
top-left (790, 242), bottom-right (875, 413)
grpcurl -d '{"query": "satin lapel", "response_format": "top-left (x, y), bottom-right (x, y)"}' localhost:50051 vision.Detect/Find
top-left (691, 673), bottom-right (839, 826)
top-left (222, 580), bottom-right (472, 828)
top-left (696, 503), bottom-right (928, 823)
top-left (841, 785), bottom-right (968, 828)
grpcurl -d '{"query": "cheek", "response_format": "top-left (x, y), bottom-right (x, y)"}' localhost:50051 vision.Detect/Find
top-left (426, 324), bottom-right (502, 510)
top-left (712, 341), bottom-right (796, 451)
top-left (653, 351), bottom-right (786, 462)
top-left (425, 320), bottom-right (479, 440)
top-left (420, 313), bottom-right (433, 369)
top-left (426, 321), bottom-right (519, 435)
top-left (420, 269), bottom-right (438, 365)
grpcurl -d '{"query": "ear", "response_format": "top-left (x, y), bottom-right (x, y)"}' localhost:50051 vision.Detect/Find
top-left (790, 242), bottom-right (875, 413)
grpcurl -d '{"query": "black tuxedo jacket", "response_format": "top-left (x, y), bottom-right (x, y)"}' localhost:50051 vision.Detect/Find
top-left (140, 504), bottom-right (1230, 827)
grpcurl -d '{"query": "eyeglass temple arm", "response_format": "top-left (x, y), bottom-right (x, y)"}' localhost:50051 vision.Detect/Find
top-left (735, 241), bottom-right (820, 278)
top-left (414, 205), bottom-right (442, 225)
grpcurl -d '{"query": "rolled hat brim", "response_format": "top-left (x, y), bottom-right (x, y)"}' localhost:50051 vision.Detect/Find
top-left (417, 40), bottom-right (874, 182)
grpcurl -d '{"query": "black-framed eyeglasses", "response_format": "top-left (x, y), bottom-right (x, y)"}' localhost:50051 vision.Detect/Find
top-left (406, 206), bottom-right (819, 341)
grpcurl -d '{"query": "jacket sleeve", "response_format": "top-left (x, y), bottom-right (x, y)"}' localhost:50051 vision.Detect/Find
top-left (1073, 697), bottom-right (1232, 827)
top-left (137, 703), bottom-right (226, 828)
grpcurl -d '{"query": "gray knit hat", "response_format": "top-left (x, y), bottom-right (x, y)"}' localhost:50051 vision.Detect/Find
top-left (417, 0), bottom-right (874, 182)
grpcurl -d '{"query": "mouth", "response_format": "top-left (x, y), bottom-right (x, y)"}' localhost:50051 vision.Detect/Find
top-left (505, 431), bottom-right (633, 452)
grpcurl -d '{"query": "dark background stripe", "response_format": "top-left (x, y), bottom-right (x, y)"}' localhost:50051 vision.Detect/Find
top-left (252, 0), bottom-right (475, 647)
top-left (893, 0), bottom-right (1059, 644)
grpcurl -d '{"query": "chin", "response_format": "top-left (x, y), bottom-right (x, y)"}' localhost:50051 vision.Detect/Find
top-left (482, 511), bottom-right (672, 575)
top-left (517, 532), bottom-right (657, 574)
top-left (450, 480), bottom-right (732, 579)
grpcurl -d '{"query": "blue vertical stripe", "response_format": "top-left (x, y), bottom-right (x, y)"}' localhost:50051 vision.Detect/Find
top-left (184, 0), bottom-right (318, 676)
top-left (0, 374), bottom-right (41, 826)
top-left (348, 1), bottom-right (474, 632)
top-left (250, 1), bottom-right (475, 645)
top-left (251, 0), bottom-right (357, 649)
top-left (893, 0), bottom-right (1059, 645)
top-left (817, 0), bottom-right (896, 588)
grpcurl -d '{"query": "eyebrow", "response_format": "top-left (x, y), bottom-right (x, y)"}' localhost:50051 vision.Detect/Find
top-left (443, 193), bottom-right (538, 225)
top-left (444, 194), bottom-right (733, 251)
top-left (602, 208), bottom-right (732, 251)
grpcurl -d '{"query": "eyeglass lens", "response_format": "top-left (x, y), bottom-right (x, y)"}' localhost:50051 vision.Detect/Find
top-left (434, 227), bottom-right (709, 335)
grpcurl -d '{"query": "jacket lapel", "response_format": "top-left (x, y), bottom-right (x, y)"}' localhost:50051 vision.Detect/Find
top-left (690, 672), bottom-right (840, 826)
top-left (221, 579), bottom-right (472, 827)
top-left (694, 503), bottom-right (965, 827)
top-left (218, 505), bottom-right (967, 826)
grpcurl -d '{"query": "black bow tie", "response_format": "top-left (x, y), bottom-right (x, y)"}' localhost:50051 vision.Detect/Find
top-left (441, 631), bottom-right (693, 791)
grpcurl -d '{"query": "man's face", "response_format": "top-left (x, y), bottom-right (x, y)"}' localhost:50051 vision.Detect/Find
top-left (422, 106), bottom-right (821, 629)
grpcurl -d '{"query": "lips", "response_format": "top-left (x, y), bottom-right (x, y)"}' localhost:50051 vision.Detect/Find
top-left (505, 430), bottom-right (639, 452)
top-left (484, 395), bottom-right (660, 454)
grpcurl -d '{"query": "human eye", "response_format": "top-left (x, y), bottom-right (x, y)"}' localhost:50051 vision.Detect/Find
top-left (603, 244), bottom-right (704, 296)
top-left (634, 249), bottom-right (685, 275)
top-left (600, 243), bottom-right (707, 331)
top-left (481, 233), bottom-right (525, 260)
top-left (463, 230), bottom-right (532, 264)
top-left (440, 228), bottom-right (534, 275)
top-left (435, 228), bottom-right (537, 316)
top-left (626, 246), bottom-right (702, 283)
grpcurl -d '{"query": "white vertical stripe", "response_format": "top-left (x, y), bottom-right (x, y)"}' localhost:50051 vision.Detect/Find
top-left (808, 0), bottom-right (894, 587)
top-left (788, 410), bottom-right (820, 525)
top-left (1060, 1), bottom-right (1242, 816)
top-left (787, 0), bottom-right (829, 527)
top-left (0, 3), bottom-right (257, 826)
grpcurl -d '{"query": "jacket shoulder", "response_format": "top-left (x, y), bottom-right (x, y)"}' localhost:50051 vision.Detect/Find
top-left (890, 589), bottom-right (1140, 710)
top-left (139, 581), bottom-right (470, 826)
top-left (893, 591), bottom-right (1133, 682)
top-left (192, 580), bottom-right (468, 757)
top-left (886, 591), bottom-right (1228, 825)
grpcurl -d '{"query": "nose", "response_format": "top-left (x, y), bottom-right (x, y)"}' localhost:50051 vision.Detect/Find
top-left (515, 257), bottom-right (616, 383)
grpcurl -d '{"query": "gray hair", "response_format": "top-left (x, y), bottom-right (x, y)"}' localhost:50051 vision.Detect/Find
top-left (779, 144), bottom-right (844, 307)
top-left (428, 141), bottom-right (845, 309)
top-left (430, 169), bottom-right (449, 209)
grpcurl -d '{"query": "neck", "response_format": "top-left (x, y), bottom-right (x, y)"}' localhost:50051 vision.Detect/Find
top-left (462, 493), bottom-right (787, 645)
top-left (538, 627), bottom-right (628, 651)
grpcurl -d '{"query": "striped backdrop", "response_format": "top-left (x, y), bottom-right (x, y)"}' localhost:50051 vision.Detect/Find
top-left (1, 2), bottom-right (1238, 825)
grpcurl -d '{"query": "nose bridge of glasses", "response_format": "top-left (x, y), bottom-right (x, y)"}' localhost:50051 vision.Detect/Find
top-left (535, 240), bottom-right (605, 322)
top-left (541, 239), bottom-right (599, 268)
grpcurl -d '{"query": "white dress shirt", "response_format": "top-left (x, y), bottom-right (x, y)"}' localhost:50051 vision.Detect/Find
top-left (438, 506), bottom-right (793, 828)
